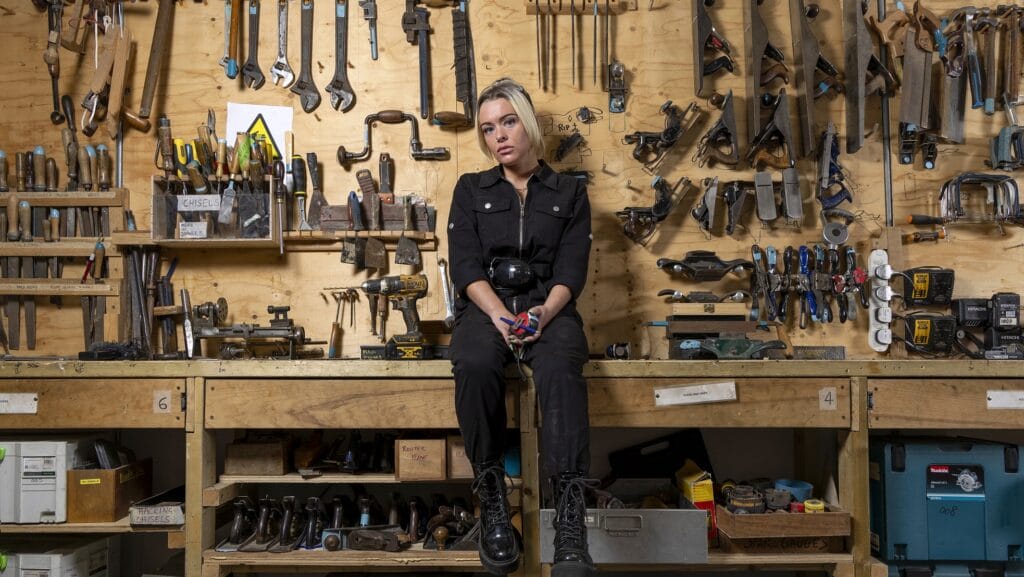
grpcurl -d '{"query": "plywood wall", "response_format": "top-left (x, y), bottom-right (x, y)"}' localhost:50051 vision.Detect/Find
top-left (0, 0), bottom-right (1020, 359)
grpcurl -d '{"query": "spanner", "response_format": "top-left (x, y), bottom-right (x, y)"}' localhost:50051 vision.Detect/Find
top-left (290, 0), bottom-right (321, 112)
top-left (325, 0), bottom-right (356, 111)
top-left (241, 0), bottom-right (266, 89)
top-left (269, 0), bottom-right (295, 87)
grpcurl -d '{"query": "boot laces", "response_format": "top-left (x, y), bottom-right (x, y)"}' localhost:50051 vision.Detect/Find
top-left (554, 477), bottom-right (598, 551)
top-left (472, 465), bottom-right (511, 527)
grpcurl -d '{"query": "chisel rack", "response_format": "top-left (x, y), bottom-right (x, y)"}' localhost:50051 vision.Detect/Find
top-left (150, 175), bottom-right (279, 248)
top-left (0, 189), bottom-right (126, 355)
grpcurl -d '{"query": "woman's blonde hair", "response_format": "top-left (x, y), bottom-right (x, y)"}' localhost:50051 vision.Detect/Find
top-left (476, 77), bottom-right (546, 160)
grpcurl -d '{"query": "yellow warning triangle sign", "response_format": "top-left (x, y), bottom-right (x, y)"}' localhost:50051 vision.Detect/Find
top-left (245, 114), bottom-right (282, 160)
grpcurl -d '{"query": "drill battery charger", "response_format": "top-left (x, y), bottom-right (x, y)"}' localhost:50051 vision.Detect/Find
top-left (901, 267), bottom-right (955, 306)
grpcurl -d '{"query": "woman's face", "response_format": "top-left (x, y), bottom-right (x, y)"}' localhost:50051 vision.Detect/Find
top-left (479, 97), bottom-right (536, 168)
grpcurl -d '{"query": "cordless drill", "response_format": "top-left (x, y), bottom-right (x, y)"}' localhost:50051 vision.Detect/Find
top-left (360, 274), bottom-right (428, 359)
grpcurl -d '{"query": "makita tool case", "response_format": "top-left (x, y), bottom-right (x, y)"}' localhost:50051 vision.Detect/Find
top-left (870, 438), bottom-right (1024, 577)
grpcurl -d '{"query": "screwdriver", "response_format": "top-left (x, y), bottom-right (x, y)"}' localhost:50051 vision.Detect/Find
top-left (291, 155), bottom-right (312, 231)
top-left (273, 160), bottom-right (285, 253)
top-left (902, 229), bottom-right (946, 244)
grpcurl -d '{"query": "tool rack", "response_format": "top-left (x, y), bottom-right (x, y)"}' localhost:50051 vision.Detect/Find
top-left (0, 189), bottom-right (127, 353)
top-left (2, 360), bottom-right (1020, 577)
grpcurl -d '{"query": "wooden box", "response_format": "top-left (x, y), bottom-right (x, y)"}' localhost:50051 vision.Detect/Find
top-left (447, 435), bottom-right (474, 480)
top-left (715, 504), bottom-right (850, 553)
top-left (151, 176), bottom-right (278, 247)
top-left (67, 458), bottom-right (153, 523)
top-left (224, 437), bottom-right (292, 476)
top-left (395, 439), bottom-right (446, 481)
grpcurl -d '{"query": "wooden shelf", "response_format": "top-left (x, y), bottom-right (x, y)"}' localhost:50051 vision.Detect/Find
top-left (0, 239), bottom-right (120, 258)
top-left (204, 476), bottom-right (520, 507)
top-left (597, 550), bottom-right (855, 570)
top-left (285, 231), bottom-right (435, 241)
top-left (0, 278), bottom-right (118, 296)
top-left (282, 230), bottom-right (437, 253)
top-left (3, 360), bottom-right (1024, 380)
top-left (0, 516), bottom-right (182, 534)
top-left (110, 230), bottom-right (158, 246)
top-left (200, 548), bottom-right (851, 572)
top-left (0, 189), bottom-right (125, 207)
top-left (202, 545), bottom-right (482, 569)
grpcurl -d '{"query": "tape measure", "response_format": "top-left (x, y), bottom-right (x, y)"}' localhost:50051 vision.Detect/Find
top-left (803, 498), bottom-right (826, 513)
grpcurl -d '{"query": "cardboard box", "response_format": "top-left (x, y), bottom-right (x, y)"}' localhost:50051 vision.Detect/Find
top-left (67, 459), bottom-right (152, 523)
top-left (447, 435), bottom-right (473, 480)
top-left (395, 439), bottom-right (446, 481)
top-left (224, 437), bottom-right (292, 476)
top-left (130, 486), bottom-right (185, 527)
top-left (676, 459), bottom-right (718, 541)
top-left (716, 503), bottom-right (850, 553)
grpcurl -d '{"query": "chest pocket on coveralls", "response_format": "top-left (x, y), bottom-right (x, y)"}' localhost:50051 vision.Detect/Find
top-left (531, 193), bottom-right (572, 247)
top-left (473, 194), bottom-right (512, 246)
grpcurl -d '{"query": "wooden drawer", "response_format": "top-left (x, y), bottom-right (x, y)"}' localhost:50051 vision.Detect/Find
top-left (868, 378), bottom-right (1024, 428)
top-left (205, 379), bottom-right (518, 429)
top-left (588, 378), bottom-right (851, 428)
top-left (0, 379), bottom-right (185, 429)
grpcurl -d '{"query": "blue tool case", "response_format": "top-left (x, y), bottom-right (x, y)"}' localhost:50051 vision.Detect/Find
top-left (870, 437), bottom-right (1024, 577)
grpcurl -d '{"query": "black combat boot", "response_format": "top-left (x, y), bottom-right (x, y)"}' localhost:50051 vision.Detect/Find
top-left (471, 461), bottom-right (521, 575)
top-left (552, 473), bottom-right (595, 577)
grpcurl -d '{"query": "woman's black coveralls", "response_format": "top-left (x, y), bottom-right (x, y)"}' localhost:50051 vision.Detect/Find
top-left (447, 162), bottom-right (592, 477)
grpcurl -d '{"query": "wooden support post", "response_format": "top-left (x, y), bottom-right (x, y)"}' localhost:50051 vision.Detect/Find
top-left (519, 372), bottom-right (541, 577)
top-left (185, 377), bottom-right (216, 577)
top-left (839, 376), bottom-right (871, 577)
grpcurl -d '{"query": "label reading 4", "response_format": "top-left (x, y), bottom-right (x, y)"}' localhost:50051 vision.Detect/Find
top-left (819, 387), bottom-right (838, 411)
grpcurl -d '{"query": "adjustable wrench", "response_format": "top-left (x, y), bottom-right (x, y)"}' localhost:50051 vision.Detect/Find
top-left (241, 0), bottom-right (267, 89)
top-left (290, 0), bottom-right (322, 112)
top-left (270, 0), bottom-right (295, 87)
top-left (359, 0), bottom-right (378, 60)
top-left (325, 0), bottom-right (356, 111)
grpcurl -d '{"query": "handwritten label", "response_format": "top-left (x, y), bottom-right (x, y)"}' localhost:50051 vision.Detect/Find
top-left (130, 505), bottom-right (184, 526)
top-left (819, 387), bottom-right (838, 411)
top-left (0, 393), bottom-right (38, 414)
top-left (987, 390), bottom-right (1024, 409)
top-left (401, 444), bottom-right (431, 461)
top-left (178, 221), bottom-right (209, 239)
top-left (654, 381), bottom-right (737, 407)
top-left (176, 194), bottom-right (221, 212)
top-left (153, 391), bottom-right (172, 414)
